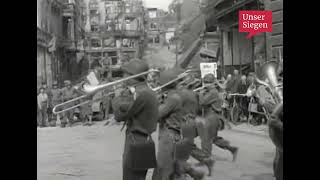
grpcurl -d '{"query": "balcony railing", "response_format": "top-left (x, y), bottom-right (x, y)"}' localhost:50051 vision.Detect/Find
top-left (62, 3), bottom-right (76, 17)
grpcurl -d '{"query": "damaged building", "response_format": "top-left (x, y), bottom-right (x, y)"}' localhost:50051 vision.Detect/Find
top-left (84, 0), bottom-right (146, 78)
top-left (37, 0), bottom-right (86, 89)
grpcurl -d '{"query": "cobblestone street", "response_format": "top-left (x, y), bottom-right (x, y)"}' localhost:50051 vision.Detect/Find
top-left (37, 121), bottom-right (275, 180)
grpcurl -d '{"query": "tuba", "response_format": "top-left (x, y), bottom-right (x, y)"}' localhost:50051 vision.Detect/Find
top-left (255, 60), bottom-right (283, 104)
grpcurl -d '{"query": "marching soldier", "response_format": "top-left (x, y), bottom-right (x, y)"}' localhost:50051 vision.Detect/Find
top-left (112, 59), bottom-right (159, 180)
top-left (152, 68), bottom-right (205, 180)
top-left (192, 74), bottom-right (239, 175)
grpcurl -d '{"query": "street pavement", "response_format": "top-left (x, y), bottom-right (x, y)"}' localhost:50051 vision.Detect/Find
top-left (37, 121), bottom-right (275, 180)
top-left (143, 44), bottom-right (181, 69)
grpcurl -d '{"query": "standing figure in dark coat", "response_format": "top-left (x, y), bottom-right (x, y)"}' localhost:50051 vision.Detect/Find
top-left (237, 75), bottom-right (249, 121)
top-left (269, 102), bottom-right (283, 180)
top-left (112, 59), bottom-right (159, 180)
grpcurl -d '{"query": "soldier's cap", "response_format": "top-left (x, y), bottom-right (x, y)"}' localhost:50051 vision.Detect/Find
top-left (121, 58), bottom-right (149, 75)
top-left (203, 73), bottom-right (216, 83)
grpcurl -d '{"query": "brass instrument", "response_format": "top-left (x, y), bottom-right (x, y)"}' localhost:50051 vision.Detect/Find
top-left (151, 69), bottom-right (196, 92)
top-left (52, 69), bottom-right (159, 114)
top-left (255, 60), bottom-right (283, 103)
top-left (193, 80), bottom-right (225, 92)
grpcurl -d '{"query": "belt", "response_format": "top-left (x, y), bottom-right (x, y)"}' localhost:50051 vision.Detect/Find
top-left (130, 130), bottom-right (149, 137)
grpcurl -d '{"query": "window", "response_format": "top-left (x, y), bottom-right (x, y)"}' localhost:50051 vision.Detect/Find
top-left (91, 25), bottom-right (99, 32)
top-left (103, 38), bottom-right (115, 47)
top-left (111, 57), bottom-right (118, 65)
top-left (91, 39), bottom-right (101, 48)
top-left (150, 23), bottom-right (157, 29)
top-left (155, 36), bottom-right (160, 43)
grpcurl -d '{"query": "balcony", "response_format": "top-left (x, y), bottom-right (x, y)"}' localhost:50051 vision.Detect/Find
top-left (89, 3), bottom-right (99, 10)
top-left (37, 27), bottom-right (52, 47)
top-left (99, 26), bottom-right (144, 37)
top-left (62, 3), bottom-right (76, 17)
top-left (122, 30), bottom-right (144, 37)
top-left (214, 0), bottom-right (256, 19)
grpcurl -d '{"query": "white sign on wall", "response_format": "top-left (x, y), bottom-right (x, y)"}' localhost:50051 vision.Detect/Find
top-left (86, 72), bottom-right (99, 86)
top-left (200, 62), bottom-right (217, 78)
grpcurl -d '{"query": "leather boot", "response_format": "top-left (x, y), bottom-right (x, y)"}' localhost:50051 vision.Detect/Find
top-left (176, 161), bottom-right (205, 180)
top-left (203, 156), bottom-right (215, 176)
top-left (187, 164), bottom-right (205, 180)
top-left (229, 146), bottom-right (239, 162)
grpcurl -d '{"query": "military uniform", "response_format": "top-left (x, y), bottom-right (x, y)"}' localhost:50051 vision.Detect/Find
top-left (48, 82), bottom-right (62, 126)
top-left (113, 59), bottom-right (159, 180)
top-left (152, 71), bottom-right (204, 180)
top-left (193, 74), bottom-right (239, 173)
top-left (61, 81), bottom-right (77, 127)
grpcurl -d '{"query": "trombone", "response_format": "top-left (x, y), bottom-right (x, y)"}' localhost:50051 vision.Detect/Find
top-left (151, 69), bottom-right (197, 92)
top-left (52, 69), bottom-right (159, 114)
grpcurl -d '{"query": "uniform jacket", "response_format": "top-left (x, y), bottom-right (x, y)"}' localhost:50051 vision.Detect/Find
top-left (114, 84), bottom-right (159, 135)
top-left (199, 87), bottom-right (223, 115)
top-left (62, 87), bottom-right (77, 101)
top-left (177, 88), bottom-right (199, 115)
top-left (159, 90), bottom-right (184, 131)
top-left (50, 89), bottom-right (62, 106)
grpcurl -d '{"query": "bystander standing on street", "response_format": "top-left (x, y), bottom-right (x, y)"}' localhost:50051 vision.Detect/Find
top-left (47, 81), bottom-right (62, 127)
top-left (237, 75), bottom-right (249, 121)
top-left (38, 87), bottom-right (49, 127)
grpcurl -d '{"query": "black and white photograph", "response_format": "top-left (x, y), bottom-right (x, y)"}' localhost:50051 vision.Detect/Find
top-left (37, 0), bottom-right (283, 180)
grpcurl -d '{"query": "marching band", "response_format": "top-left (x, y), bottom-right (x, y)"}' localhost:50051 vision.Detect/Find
top-left (42, 58), bottom-right (282, 180)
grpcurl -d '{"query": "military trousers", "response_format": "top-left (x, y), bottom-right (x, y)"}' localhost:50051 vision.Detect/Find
top-left (273, 148), bottom-right (283, 180)
top-left (191, 116), bottom-right (216, 162)
top-left (38, 104), bottom-right (48, 127)
top-left (122, 130), bottom-right (151, 180)
top-left (152, 127), bottom-right (194, 180)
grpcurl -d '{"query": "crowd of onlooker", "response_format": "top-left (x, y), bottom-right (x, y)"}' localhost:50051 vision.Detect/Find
top-left (37, 63), bottom-right (280, 128)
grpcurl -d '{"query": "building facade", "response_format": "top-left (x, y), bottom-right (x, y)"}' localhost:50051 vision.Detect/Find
top-left (37, 0), bottom-right (64, 90)
top-left (202, 0), bottom-right (283, 76)
top-left (83, 0), bottom-right (146, 78)
top-left (37, 0), bottom-right (86, 90)
top-left (146, 8), bottom-right (167, 46)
